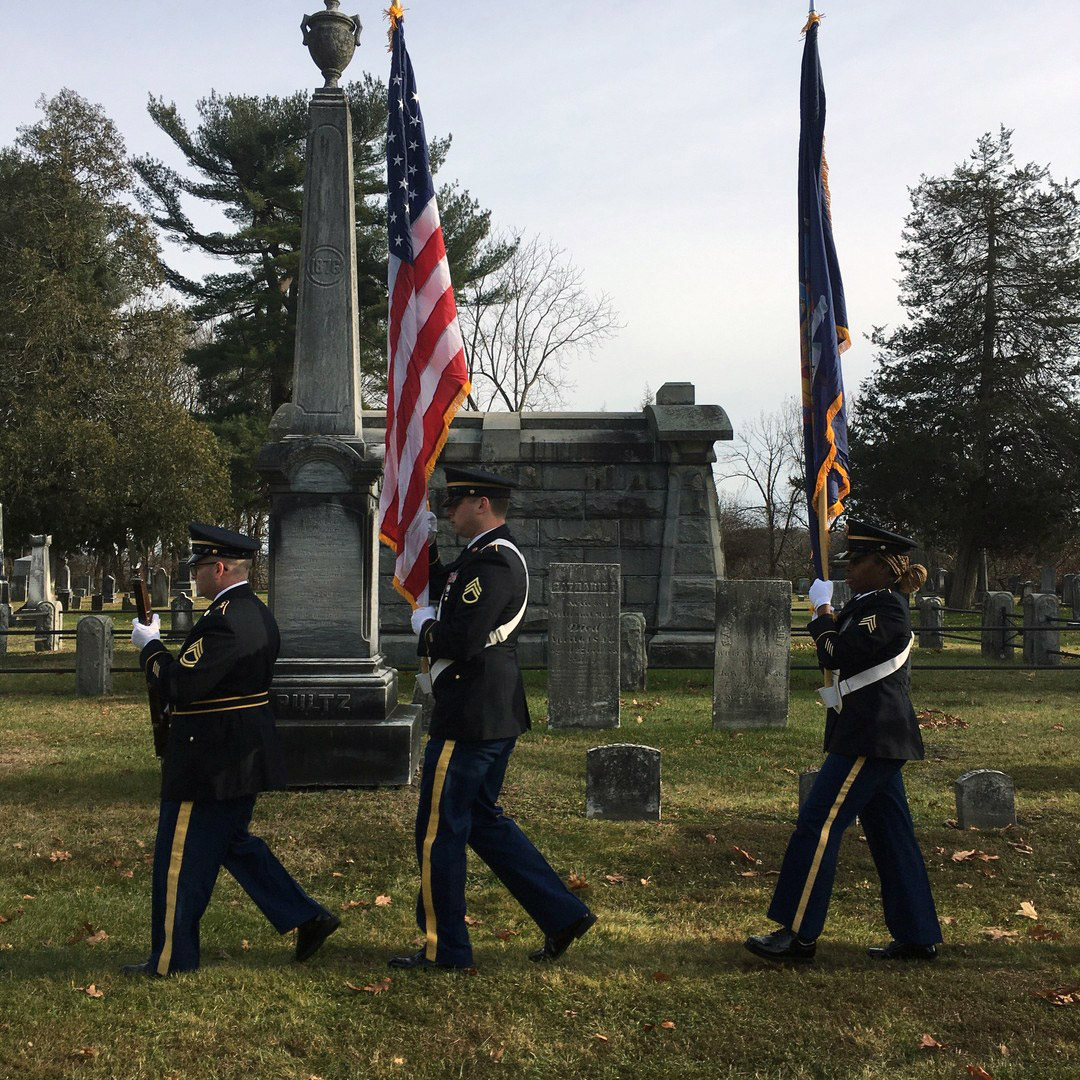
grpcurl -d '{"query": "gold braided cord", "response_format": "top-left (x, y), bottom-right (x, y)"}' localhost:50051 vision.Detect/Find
top-left (385, 3), bottom-right (405, 50)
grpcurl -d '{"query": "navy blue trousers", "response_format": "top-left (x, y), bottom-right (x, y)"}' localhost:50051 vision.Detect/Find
top-left (149, 796), bottom-right (322, 975)
top-left (767, 753), bottom-right (941, 944)
top-left (414, 737), bottom-right (591, 966)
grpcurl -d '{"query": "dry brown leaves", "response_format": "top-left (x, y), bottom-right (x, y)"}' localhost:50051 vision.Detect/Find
top-left (74, 984), bottom-right (104, 999)
top-left (489, 1047), bottom-right (505, 1062)
top-left (966, 1066), bottom-right (994, 1079)
top-left (1033, 985), bottom-right (1080, 1006)
top-left (651, 971), bottom-right (671, 982)
top-left (494, 929), bottom-right (520, 942)
top-left (50, 850), bottom-right (72, 862)
top-left (1015, 901), bottom-right (1039, 920)
top-left (568, 872), bottom-right (589, 891)
top-left (917, 1033), bottom-right (947, 1051)
top-left (346, 977), bottom-right (392, 994)
top-left (464, 914), bottom-right (481, 926)
top-left (1028, 925), bottom-right (1062, 941)
top-left (731, 846), bottom-right (760, 865)
top-left (917, 708), bottom-right (968, 729)
top-left (982, 927), bottom-right (1019, 942)
top-left (70, 1047), bottom-right (100, 1059)
top-left (951, 849), bottom-right (999, 863)
top-left (375, 895), bottom-right (392, 907)
top-left (1007, 838), bottom-right (1034, 856)
top-left (340, 899), bottom-right (370, 911)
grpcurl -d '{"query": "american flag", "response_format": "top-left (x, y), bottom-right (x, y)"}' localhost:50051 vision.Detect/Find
top-left (378, 9), bottom-right (470, 607)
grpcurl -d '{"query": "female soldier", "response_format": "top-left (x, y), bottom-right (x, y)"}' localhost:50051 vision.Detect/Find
top-left (745, 520), bottom-right (942, 963)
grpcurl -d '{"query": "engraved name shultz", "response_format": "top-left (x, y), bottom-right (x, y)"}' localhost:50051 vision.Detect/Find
top-left (274, 692), bottom-right (352, 715)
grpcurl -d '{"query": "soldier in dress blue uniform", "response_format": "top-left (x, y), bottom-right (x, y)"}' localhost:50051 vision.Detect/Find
top-left (389, 467), bottom-right (595, 971)
top-left (746, 520), bottom-right (942, 963)
top-left (123, 523), bottom-right (339, 976)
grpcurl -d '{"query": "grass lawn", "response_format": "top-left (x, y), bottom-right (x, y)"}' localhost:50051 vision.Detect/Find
top-left (1, 613), bottom-right (1079, 1078)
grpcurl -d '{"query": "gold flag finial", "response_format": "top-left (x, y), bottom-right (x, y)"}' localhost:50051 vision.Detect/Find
top-left (386, 3), bottom-right (405, 49)
top-left (800, 11), bottom-right (823, 37)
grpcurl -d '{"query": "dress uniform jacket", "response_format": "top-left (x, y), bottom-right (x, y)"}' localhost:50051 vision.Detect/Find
top-left (807, 587), bottom-right (923, 760)
top-left (139, 583), bottom-right (287, 801)
top-left (419, 524), bottom-right (530, 742)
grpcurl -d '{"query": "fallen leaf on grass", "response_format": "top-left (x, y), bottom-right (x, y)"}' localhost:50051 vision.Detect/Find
top-left (1033, 985), bottom-right (1080, 1006)
top-left (240, 939), bottom-right (250, 951)
top-left (1051, 723), bottom-right (1065, 731)
top-left (639, 877), bottom-right (651, 887)
top-left (568, 872), bottom-right (589, 891)
top-left (1007, 839), bottom-right (1033, 856)
top-left (85, 930), bottom-right (109, 946)
top-left (966, 1066), bottom-right (994, 1079)
top-left (75, 984), bottom-right (104, 999)
top-left (652, 971), bottom-right (671, 982)
top-left (331, 872), bottom-right (344, 878)
top-left (1015, 901), bottom-right (1039, 920)
top-left (951, 849), bottom-right (999, 863)
top-left (604, 874), bottom-right (628, 884)
top-left (999, 1044), bottom-right (1009, 1056)
top-left (940, 916), bottom-right (957, 925)
top-left (494, 929), bottom-right (520, 941)
top-left (490, 1047), bottom-right (505, 1062)
top-left (642, 1023), bottom-right (655, 1031)
top-left (22, 895), bottom-right (34, 900)
top-left (464, 914), bottom-right (481, 926)
top-left (738, 871), bottom-right (759, 878)
top-left (564, 1009), bottom-right (577, 1018)
top-left (1028, 925), bottom-right (1062, 941)
top-left (660, 1021), bottom-right (676, 1030)
top-left (982, 927), bottom-right (1019, 941)
top-left (731, 846), bottom-right (760, 864)
top-left (704, 834), bottom-right (717, 844)
top-left (50, 851), bottom-right (72, 862)
top-left (593, 1034), bottom-right (609, 1043)
top-left (917, 1033), bottom-right (947, 1051)
top-left (71, 1048), bottom-right (100, 1059)
top-left (391, 1058), bottom-right (406, 1067)
top-left (375, 895), bottom-right (392, 907)
top-left (346, 977), bottom-right (392, 994)
top-left (118, 870), bottom-right (134, 879)
top-left (341, 899), bottom-right (370, 911)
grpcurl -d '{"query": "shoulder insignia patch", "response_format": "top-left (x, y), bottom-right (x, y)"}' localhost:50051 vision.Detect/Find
top-left (218, 600), bottom-right (230, 616)
top-left (461, 577), bottom-right (483, 604)
top-left (858, 615), bottom-right (877, 633)
top-left (179, 639), bottom-right (205, 668)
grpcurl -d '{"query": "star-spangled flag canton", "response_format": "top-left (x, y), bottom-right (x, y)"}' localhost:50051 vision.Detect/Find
top-left (378, 15), bottom-right (470, 607)
top-left (798, 15), bottom-right (851, 579)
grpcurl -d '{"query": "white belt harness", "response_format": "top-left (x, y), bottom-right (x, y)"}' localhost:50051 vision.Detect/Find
top-left (816, 633), bottom-right (914, 713)
top-left (420, 539), bottom-right (529, 693)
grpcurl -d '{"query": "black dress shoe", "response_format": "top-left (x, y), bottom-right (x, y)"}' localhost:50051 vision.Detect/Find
top-left (295, 911), bottom-right (341, 962)
top-left (387, 949), bottom-right (475, 972)
top-left (744, 929), bottom-right (816, 962)
top-left (529, 911), bottom-right (597, 963)
top-left (121, 961), bottom-right (163, 978)
top-left (867, 941), bottom-right (937, 960)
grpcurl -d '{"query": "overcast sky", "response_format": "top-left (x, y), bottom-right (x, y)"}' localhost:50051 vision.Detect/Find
top-left (4, 1), bottom-right (1079, 439)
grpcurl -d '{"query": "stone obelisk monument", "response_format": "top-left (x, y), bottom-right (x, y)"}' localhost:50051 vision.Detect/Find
top-left (257, 1), bottom-right (421, 786)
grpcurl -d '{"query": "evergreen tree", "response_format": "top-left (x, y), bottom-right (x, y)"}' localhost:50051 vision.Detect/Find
top-left (850, 129), bottom-right (1080, 607)
top-left (0, 91), bottom-right (228, 561)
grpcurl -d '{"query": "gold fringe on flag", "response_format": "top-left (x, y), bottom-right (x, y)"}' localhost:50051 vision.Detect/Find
top-left (385, 3), bottom-right (405, 49)
top-left (800, 12), bottom-right (823, 37)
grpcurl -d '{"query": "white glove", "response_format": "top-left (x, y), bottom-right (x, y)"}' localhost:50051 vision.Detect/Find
top-left (808, 579), bottom-right (834, 611)
top-left (411, 605), bottom-right (436, 635)
top-left (425, 510), bottom-right (439, 544)
top-left (131, 613), bottom-right (161, 649)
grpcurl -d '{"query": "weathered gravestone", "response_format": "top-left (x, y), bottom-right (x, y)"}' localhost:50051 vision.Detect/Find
top-left (68, 592), bottom-right (82, 611)
top-left (981, 592), bottom-right (1014, 660)
top-left (121, 594), bottom-right (136, 612)
top-left (712, 579), bottom-right (790, 729)
top-left (1023, 592), bottom-right (1059, 667)
top-left (955, 769), bottom-right (1016, 829)
top-left (27, 535), bottom-right (54, 606)
top-left (620, 611), bottom-right (647, 691)
top-left (831, 581), bottom-right (852, 608)
top-left (77, 575), bottom-right (92, 595)
top-left (172, 560), bottom-right (192, 598)
top-left (1040, 565), bottom-right (1057, 594)
top-left (916, 596), bottom-right (944, 650)
top-left (585, 744), bottom-right (661, 821)
top-left (91, 594), bottom-right (104, 612)
top-left (76, 615), bottom-right (113, 696)
top-left (799, 768), bottom-right (820, 812)
top-left (35, 600), bottom-right (62, 652)
top-left (1062, 574), bottom-right (1077, 615)
top-left (102, 575), bottom-right (116, 603)
top-left (0, 602), bottom-right (9, 657)
top-left (796, 578), bottom-right (810, 597)
top-left (547, 563), bottom-right (621, 730)
top-left (171, 594), bottom-right (194, 635)
top-left (56, 588), bottom-right (71, 611)
top-left (13, 556), bottom-right (31, 604)
top-left (151, 567), bottom-right (170, 609)
top-left (932, 568), bottom-right (947, 595)
top-left (1021, 581), bottom-right (1035, 600)
top-left (56, 558), bottom-right (70, 594)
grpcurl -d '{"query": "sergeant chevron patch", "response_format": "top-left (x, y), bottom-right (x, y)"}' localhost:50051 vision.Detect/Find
top-left (179, 639), bottom-right (205, 668)
top-left (462, 577), bottom-right (483, 604)
top-left (858, 615), bottom-right (877, 633)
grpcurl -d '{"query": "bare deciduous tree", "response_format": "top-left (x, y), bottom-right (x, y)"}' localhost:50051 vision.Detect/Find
top-left (457, 233), bottom-right (621, 411)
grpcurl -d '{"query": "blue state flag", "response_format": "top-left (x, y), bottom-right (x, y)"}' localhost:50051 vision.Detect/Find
top-left (798, 14), bottom-right (851, 579)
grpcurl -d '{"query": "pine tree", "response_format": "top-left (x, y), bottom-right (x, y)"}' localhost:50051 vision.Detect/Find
top-left (850, 129), bottom-right (1080, 606)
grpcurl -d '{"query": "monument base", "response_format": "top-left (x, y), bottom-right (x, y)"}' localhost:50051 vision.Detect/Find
top-left (276, 705), bottom-right (422, 787)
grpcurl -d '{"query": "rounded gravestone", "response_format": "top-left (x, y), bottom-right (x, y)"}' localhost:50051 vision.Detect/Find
top-left (76, 615), bottom-right (113, 696)
top-left (585, 744), bottom-right (661, 821)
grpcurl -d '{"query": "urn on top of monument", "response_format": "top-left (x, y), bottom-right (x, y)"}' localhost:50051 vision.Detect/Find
top-left (301, 1), bottom-right (362, 88)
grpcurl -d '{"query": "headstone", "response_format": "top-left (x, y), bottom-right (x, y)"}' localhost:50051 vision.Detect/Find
top-left (620, 611), bottom-right (647, 691)
top-left (916, 596), bottom-right (944, 650)
top-left (121, 594), bottom-right (136, 612)
top-left (410, 678), bottom-right (435, 733)
top-left (831, 581), bottom-right (852, 608)
top-left (0, 602), bottom-right (9, 657)
top-left (151, 567), bottom-right (170, 609)
top-left (171, 594), bottom-right (194, 635)
top-left (933, 568), bottom-right (947, 594)
top-left (56, 587), bottom-right (72, 611)
top-left (712, 579), bottom-right (790, 729)
top-left (1008, 575), bottom-right (1021, 598)
top-left (77, 575), bottom-right (92, 595)
top-left (26, 534), bottom-right (55, 605)
top-left (547, 563), bottom-right (621, 730)
top-left (798, 768), bottom-right (820, 812)
top-left (1022, 592), bottom-right (1060, 667)
top-left (796, 578), bottom-right (810, 597)
top-left (68, 592), bottom-right (82, 611)
top-left (13, 556), bottom-right (31, 604)
top-left (942, 570), bottom-right (953, 599)
top-left (1021, 581), bottom-right (1035, 600)
top-left (981, 592), bottom-right (1014, 660)
top-left (585, 744), bottom-right (661, 821)
top-left (172, 559), bottom-right (192, 598)
top-left (56, 558), bottom-right (71, 593)
top-left (1040, 565), bottom-right (1057, 594)
top-left (75, 615), bottom-right (113, 696)
top-left (0, 579), bottom-right (7, 606)
top-left (1062, 574), bottom-right (1076, 613)
top-left (954, 769), bottom-right (1016, 829)
top-left (91, 594), bottom-right (104, 612)
top-left (35, 600), bottom-right (62, 652)
top-left (102, 575), bottom-right (116, 603)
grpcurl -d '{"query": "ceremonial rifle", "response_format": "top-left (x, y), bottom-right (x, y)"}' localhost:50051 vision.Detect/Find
top-left (131, 568), bottom-right (169, 757)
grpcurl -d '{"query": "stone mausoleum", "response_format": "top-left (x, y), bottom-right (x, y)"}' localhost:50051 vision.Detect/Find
top-left (367, 381), bottom-right (732, 669)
